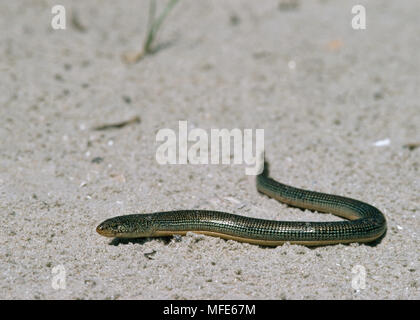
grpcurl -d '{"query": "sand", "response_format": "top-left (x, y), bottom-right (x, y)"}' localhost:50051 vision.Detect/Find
top-left (0, 0), bottom-right (418, 299)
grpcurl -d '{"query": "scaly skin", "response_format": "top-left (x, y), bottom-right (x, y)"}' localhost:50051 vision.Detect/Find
top-left (96, 163), bottom-right (386, 246)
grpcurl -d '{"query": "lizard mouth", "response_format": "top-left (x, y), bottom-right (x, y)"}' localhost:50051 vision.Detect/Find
top-left (96, 224), bottom-right (116, 237)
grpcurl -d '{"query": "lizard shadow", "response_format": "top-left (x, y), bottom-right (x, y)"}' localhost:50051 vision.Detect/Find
top-left (109, 236), bottom-right (172, 246)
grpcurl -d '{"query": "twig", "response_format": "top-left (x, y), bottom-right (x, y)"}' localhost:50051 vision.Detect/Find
top-left (93, 116), bottom-right (141, 131)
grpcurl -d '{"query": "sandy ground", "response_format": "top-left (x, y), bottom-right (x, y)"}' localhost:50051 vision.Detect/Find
top-left (0, 0), bottom-right (419, 300)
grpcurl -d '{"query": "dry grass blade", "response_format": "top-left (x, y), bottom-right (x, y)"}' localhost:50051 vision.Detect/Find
top-left (123, 0), bottom-right (180, 63)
